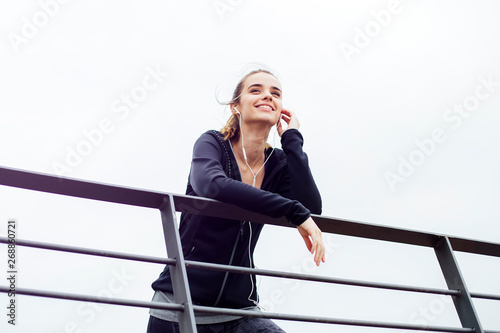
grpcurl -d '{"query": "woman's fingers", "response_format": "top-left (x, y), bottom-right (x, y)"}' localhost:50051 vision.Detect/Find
top-left (297, 217), bottom-right (326, 266)
top-left (280, 109), bottom-right (300, 131)
top-left (302, 234), bottom-right (313, 252)
top-left (280, 109), bottom-right (291, 127)
top-left (311, 228), bottom-right (325, 266)
top-left (280, 109), bottom-right (291, 122)
top-left (277, 109), bottom-right (300, 136)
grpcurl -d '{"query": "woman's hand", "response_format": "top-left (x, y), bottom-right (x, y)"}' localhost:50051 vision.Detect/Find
top-left (277, 109), bottom-right (300, 137)
top-left (297, 217), bottom-right (325, 266)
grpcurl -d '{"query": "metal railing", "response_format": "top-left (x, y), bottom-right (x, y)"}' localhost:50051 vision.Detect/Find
top-left (0, 165), bottom-right (499, 332)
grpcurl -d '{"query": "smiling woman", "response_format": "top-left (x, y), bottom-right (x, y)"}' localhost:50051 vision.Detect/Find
top-left (147, 68), bottom-right (324, 333)
top-left (220, 70), bottom-right (283, 142)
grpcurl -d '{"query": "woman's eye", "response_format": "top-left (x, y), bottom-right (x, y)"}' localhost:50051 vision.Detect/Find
top-left (272, 92), bottom-right (281, 97)
top-left (250, 89), bottom-right (260, 93)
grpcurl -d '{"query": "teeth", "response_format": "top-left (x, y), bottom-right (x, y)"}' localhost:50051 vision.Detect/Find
top-left (257, 105), bottom-right (273, 111)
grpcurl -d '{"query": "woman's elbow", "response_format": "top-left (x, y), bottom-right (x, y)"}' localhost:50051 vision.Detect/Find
top-left (191, 176), bottom-right (224, 200)
top-left (310, 202), bottom-right (322, 215)
top-left (304, 190), bottom-right (322, 215)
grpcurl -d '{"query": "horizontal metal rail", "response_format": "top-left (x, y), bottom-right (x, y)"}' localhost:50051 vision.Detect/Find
top-left (1, 165), bottom-right (499, 257)
top-left (470, 292), bottom-right (500, 301)
top-left (0, 285), bottom-right (184, 312)
top-left (185, 261), bottom-right (462, 297)
top-left (0, 236), bottom-right (463, 297)
top-left (0, 285), bottom-right (482, 333)
top-left (1, 165), bottom-right (500, 332)
top-left (0, 236), bottom-right (176, 266)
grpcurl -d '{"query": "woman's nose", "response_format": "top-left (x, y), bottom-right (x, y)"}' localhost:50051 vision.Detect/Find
top-left (262, 90), bottom-right (273, 100)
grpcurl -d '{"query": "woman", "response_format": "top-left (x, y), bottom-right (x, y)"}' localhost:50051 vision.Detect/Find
top-left (148, 69), bottom-right (325, 332)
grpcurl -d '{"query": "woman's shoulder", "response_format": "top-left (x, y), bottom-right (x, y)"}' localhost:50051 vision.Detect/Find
top-left (202, 129), bottom-right (225, 138)
top-left (270, 146), bottom-right (286, 163)
top-left (193, 130), bottom-right (229, 153)
top-left (195, 130), bottom-right (224, 143)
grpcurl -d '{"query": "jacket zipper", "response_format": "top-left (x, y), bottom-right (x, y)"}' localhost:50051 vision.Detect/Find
top-left (211, 133), bottom-right (285, 306)
top-left (212, 221), bottom-right (244, 306)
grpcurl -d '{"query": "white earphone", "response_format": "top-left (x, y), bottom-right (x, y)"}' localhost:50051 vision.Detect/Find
top-left (229, 105), bottom-right (273, 309)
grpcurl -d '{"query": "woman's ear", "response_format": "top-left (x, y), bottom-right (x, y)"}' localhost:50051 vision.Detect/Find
top-left (230, 104), bottom-right (240, 115)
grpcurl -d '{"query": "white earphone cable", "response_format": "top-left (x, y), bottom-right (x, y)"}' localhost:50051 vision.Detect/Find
top-left (233, 107), bottom-right (275, 309)
top-left (234, 108), bottom-right (275, 187)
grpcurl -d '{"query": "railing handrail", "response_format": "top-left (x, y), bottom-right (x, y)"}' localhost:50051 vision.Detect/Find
top-left (0, 165), bottom-right (499, 257)
top-left (1, 164), bottom-right (499, 332)
top-left (0, 285), bottom-right (489, 333)
top-left (0, 236), bottom-right (464, 297)
top-left (1, 237), bottom-right (499, 332)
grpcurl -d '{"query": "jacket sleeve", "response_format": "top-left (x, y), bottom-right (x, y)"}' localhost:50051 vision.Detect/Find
top-left (279, 129), bottom-right (322, 215)
top-left (189, 132), bottom-right (311, 226)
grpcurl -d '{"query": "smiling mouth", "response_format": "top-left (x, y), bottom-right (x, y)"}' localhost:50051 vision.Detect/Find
top-left (256, 105), bottom-right (274, 111)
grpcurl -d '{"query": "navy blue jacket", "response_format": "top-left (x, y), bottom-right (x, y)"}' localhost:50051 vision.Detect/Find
top-left (151, 129), bottom-right (322, 309)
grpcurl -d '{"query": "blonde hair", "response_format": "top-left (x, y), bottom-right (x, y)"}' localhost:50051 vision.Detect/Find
top-left (220, 69), bottom-right (277, 141)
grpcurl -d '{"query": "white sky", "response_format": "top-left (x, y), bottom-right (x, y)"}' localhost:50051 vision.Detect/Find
top-left (1, 0), bottom-right (499, 332)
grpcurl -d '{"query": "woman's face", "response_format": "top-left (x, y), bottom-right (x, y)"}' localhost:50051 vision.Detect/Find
top-left (233, 72), bottom-right (283, 127)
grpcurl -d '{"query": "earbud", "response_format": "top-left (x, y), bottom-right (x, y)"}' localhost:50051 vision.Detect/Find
top-left (234, 107), bottom-right (240, 115)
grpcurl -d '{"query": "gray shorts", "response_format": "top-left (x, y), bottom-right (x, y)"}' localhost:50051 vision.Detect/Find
top-left (147, 315), bottom-right (287, 333)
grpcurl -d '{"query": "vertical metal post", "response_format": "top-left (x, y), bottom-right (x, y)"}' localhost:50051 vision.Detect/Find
top-left (160, 195), bottom-right (197, 333)
top-left (434, 236), bottom-right (484, 332)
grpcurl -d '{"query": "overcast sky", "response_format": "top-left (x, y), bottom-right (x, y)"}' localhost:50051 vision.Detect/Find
top-left (1, 1), bottom-right (499, 332)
